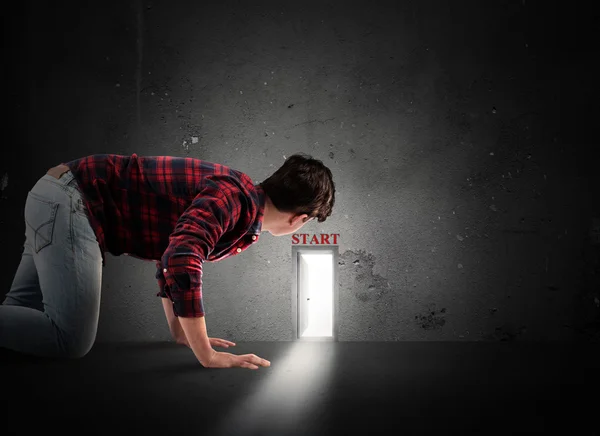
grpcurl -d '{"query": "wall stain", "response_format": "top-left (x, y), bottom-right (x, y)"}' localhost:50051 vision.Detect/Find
top-left (415, 304), bottom-right (447, 330)
top-left (482, 323), bottom-right (527, 341)
top-left (339, 249), bottom-right (392, 303)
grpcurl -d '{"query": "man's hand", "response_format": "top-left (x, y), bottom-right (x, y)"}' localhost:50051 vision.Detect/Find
top-left (176, 336), bottom-right (269, 369)
top-left (177, 316), bottom-right (269, 370)
top-left (166, 303), bottom-right (270, 371)
top-left (206, 351), bottom-right (271, 370)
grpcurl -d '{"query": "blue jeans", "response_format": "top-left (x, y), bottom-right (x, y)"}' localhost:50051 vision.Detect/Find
top-left (0, 171), bottom-right (103, 358)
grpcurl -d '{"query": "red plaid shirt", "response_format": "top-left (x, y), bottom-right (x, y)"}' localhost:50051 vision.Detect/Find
top-left (64, 154), bottom-right (265, 317)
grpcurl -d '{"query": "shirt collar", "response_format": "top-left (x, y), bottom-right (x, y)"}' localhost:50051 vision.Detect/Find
top-left (248, 184), bottom-right (265, 235)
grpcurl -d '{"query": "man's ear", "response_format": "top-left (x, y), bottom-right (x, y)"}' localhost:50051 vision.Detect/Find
top-left (292, 213), bottom-right (309, 226)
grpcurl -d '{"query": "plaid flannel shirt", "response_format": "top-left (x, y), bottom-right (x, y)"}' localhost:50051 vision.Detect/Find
top-left (64, 154), bottom-right (265, 317)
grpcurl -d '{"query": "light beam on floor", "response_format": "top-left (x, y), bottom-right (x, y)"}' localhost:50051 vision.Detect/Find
top-left (211, 341), bottom-right (335, 435)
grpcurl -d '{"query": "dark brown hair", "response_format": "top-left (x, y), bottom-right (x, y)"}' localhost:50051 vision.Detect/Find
top-left (258, 153), bottom-right (335, 222)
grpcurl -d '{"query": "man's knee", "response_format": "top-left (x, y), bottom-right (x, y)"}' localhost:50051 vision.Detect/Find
top-left (60, 333), bottom-right (95, 359)
top-left (63, 341), bottom-right (93, 359)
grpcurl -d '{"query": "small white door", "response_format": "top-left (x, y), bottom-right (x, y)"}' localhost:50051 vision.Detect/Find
top-left (298, 251), bottom-right (334, 338)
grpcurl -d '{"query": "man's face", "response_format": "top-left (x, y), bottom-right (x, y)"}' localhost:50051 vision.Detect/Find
top-left (268, 214), bottom-right (313, 236)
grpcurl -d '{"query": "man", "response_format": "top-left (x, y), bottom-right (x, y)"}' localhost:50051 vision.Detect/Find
top-left (0, 153), bottom-right (336, 370)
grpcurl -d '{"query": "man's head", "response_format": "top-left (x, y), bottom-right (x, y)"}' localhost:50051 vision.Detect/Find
top-left (258, 153), bottom-right (335, 236)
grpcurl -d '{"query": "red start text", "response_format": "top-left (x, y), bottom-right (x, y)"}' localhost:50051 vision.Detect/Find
top-left (291, 233), bottom-right (340, 245)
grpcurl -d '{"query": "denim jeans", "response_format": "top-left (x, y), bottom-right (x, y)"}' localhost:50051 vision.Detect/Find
top-left (0, 171), bottom-right (103, 358)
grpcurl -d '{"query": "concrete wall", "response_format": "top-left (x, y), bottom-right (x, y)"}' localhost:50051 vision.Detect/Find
top-left (3, 0), bottom-right (599, 343)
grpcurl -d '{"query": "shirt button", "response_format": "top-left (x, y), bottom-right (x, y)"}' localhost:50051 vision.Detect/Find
top-left (236, 248), bottom-right (242, 253)
top-left (163, 268), bottom-right (167, 273)
top-left (251, 235), bottom-right (257, 240)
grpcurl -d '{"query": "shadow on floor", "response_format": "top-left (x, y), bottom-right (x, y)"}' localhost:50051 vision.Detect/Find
top-left (1, 341), bottom-right (598, 435)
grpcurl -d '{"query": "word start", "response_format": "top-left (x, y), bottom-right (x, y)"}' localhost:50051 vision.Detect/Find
top-left (291, 233), bottom-right (340, 245)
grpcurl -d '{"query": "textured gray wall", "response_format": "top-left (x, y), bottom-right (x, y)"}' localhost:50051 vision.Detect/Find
top-left (2, 0), bottom-right (599, 343)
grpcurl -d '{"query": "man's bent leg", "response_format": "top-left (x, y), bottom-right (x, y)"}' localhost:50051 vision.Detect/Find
top-left (2, 242), bottom-right (44, 312)
top-left (0, 172), bottom-right (102, 358)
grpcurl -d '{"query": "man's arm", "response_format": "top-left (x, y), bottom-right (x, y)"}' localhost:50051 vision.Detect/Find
top-left (161, 297), bottom-right (215, 364)
top-left (161, 297), bottom-right (187, 345)
top-left (178, 316), bottom-right (216, 366)
top-left (159, 185), bottom-right (237, 364)
top-left (157, 263), bottom-right (187, 344)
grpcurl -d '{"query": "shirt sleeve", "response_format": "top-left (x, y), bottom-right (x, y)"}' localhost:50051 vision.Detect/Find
top-left (155, 261), bottom-right (168, 298)
top-left (159, 182), bottom-right (235, 317)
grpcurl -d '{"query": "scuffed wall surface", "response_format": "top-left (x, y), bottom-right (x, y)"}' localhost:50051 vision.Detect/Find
top-left (2, 0), bottom-right (598, 343)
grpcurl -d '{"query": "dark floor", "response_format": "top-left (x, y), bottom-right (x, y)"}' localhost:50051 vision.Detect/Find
top-left (1, 342), bottom-right (598, 435)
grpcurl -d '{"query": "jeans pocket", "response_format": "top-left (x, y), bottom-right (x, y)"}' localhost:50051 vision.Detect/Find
top-left (25, 191), bottom-right (59, 253)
